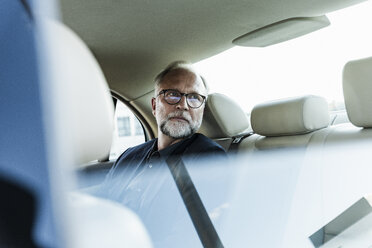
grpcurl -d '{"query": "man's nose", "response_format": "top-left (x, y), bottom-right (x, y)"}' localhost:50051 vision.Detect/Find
top-left (176, 96), bottom-right (189, 110)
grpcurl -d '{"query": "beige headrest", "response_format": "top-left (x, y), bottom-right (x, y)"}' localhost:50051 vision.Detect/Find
top-left (40, 19), bottom-right (114, 165)
top-left (251, 95), bottom-right (330, 137)
top-left (343, 56), bottom-right (372, 128)
top-left (200, 93), bottom-right (250, 138)
top-left (69, 193), bottom-right (153, 248)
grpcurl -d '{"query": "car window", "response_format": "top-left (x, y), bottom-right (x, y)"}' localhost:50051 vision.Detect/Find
top-left (110, 100), bottom-right (145, 160)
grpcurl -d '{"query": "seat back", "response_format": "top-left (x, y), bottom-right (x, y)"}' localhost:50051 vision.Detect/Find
top-left (37, 18), bottom-right (152, 247)
top-left (313, 55), bottom-right (372, 145)
top-left (199, 93), bottom-right (251, 150)
top-left (315, 55), bottom-right (372, 144)
top-left (343, 56), bottom-right (372, 128)
top-left (282, 57), bottom-right (372, 246)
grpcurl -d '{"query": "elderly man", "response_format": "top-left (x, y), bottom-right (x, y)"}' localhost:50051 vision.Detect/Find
top-left (93, 61), bottom-right (226, 246)
top-left (112, 61), bottom-right (226, 170)
top-left (95, 61), bottom-right (225, 202)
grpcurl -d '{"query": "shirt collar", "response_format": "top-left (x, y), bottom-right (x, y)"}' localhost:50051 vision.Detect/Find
top-left (151, 134), bottom-right (195, 158)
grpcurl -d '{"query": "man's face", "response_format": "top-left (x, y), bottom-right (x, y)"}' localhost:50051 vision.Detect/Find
top-left (152, 68), bottom-right (206, 139)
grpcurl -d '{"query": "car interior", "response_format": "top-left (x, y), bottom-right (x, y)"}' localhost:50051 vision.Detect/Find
top-left (2, 0), bottom-right (372, 247)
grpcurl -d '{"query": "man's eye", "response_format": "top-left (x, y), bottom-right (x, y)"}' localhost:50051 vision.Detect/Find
top-left (168, 91), bottom-right (179, 97)
top-left (188, 94), bottom-right (201, 100)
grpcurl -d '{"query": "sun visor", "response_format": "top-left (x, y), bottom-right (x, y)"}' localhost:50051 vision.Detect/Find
top-left (233, 16), bottom-right (330, 47)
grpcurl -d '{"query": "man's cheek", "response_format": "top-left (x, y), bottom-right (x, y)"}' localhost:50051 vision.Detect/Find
top-left (195, 111), bottom-right (203, 120)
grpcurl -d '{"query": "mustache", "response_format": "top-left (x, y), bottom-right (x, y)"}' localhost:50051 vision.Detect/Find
top-left (166, 111), bottom-right (192, 123)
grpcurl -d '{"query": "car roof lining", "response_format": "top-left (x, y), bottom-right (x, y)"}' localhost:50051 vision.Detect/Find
top-left (59, 0), bottom-right (366, 101)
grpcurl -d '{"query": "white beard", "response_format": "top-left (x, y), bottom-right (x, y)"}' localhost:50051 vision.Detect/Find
top-left (159, 111), bottom-right (202, 139)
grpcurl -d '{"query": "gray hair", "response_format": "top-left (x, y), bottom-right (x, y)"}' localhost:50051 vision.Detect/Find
top-left (154, 60), bottom-right (209, 96)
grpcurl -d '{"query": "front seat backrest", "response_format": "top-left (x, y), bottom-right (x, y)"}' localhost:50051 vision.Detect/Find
top-left (199, 93), bottom-right (251, 150)
top-left (37, 18), bottom-right (153, 248)
top-left (343, 56), bottom-right (372, 128)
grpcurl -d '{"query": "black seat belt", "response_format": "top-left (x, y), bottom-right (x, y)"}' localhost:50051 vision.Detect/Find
top-left (166, 135), bottom-right (224, 248)
top-left (228, 132), bottom-right (253, 153)
top-left (166, 156), bottom-right (224, 248)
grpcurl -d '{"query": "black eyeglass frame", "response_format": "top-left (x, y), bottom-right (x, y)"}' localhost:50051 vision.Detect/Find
top-left (157, 89), bottom-right (207, 109)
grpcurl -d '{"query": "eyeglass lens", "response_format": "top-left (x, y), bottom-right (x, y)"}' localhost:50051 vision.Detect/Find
top-left (164, 90), bottom-right (204, 108)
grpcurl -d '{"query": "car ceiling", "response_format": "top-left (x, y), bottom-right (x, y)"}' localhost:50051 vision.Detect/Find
top-left (59, 0), bottom-right (365, 101)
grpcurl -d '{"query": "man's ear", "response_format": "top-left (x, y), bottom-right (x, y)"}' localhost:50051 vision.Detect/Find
top-left (151, 97), bottom-right (156, 117)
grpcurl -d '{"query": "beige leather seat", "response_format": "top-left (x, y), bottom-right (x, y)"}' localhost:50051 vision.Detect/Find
top-left (310, 56), bottom-right (372, 145)
top-left (199, 93), bottom-right (251, 151)
top-left (238, 95), bottom-right (330, 153)
top-left (282, 57), bottom-right (372, 246)
top-left (38, 18), bottom-right (152, 248)
top-left (236, 55), bottom-right (372, 155)
top-left (343, 56), bottom-right (372, 129)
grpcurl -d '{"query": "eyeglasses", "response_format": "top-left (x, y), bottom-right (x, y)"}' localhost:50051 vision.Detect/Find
top-left (157, 89), bottom-right (206, 109)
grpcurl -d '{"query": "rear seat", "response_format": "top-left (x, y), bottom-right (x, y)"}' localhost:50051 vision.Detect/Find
top-left (203, 55), bottom-right (372, 154)
top-left (238, 95), bottom-right (330, 153)
top-left (238, 55), bottom-right (372, 154)
top-left (281, 57), bottom-right (372, 246)
top-left (199, 57), bottom-right (372, 246)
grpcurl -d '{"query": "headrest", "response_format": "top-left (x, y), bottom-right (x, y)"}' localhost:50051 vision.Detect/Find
top-left (343, 56), bottom-right (372, 128)
top-left (69, 193), bottom-right (153, 248)
top-left (251, 95), bottom-right (329, 137)
top-left (200, 93), bottom-right (250, 138)
top-left (39, 19), bottom-right (114, 165)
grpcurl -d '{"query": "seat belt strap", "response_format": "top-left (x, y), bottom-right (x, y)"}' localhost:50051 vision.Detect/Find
top-left (229, 132), bottom-right (253, 153)
top-left (166, 155), bottom-right (224, 248)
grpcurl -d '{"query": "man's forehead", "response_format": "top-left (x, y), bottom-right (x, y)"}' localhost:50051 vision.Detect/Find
top-left (160, 68), bottom-right (205, 92)
top-left (164, 68), bottom-right (196, 80)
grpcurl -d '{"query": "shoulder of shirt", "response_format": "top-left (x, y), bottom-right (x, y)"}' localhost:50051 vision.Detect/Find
top-left (190, 133), bottom-right (226, 153)
top-left (127, 138), bottom-right (156, 152)
top-left (115, 138), bottom-right (156, 162)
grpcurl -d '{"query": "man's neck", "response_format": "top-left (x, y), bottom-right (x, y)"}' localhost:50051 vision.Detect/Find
top-left (157, 133), bottom-right (184, 151)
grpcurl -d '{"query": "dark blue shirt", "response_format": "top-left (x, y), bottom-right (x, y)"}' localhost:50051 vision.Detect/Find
top-left (95, 133), bottom-right (226, 204)
top-left (93, 133), bottom-right (226, 247)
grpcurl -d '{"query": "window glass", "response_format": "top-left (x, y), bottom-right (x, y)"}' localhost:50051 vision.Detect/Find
top-left (117, 117), bottom-right (131, 136)
top-left (194, 1), bottom-right (372, 113)
top-left (134, 120), bottom-right (144, 136)
top-left (110, 100), bottom-right (145, 159)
